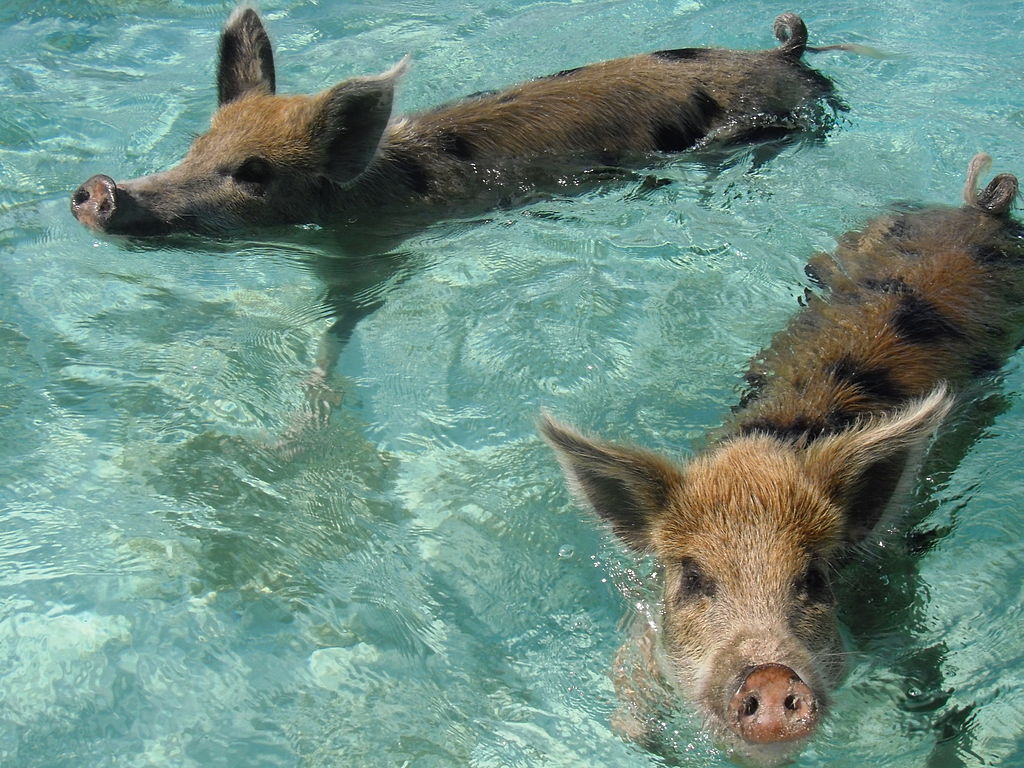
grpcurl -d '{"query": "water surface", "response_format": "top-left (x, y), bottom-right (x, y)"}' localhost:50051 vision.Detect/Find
top-left (2, 0), bottom-right (1024, 765)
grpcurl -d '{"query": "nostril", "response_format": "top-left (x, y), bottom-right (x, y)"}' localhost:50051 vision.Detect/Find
top-left (71, 174), bottom-right (118, 228)
top-left (741, 695), bottom-right (760, 718)
top-left (728, 663), bottom-right (819, 744)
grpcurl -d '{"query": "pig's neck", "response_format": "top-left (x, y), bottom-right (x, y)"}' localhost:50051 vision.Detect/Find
top-left (320, 114), bottom-right (589, 226)
top-left (321, 119), bottom-right (467, 218)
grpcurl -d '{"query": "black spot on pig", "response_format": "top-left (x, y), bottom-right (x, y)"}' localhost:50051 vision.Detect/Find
top-left (738, 403), bottom-right (868, 443)
top-left (891, 293), bottom-right (964, 345)
top-left (800, 68), bottom-right (837, 99)
top-left (548, 66), bottom-right (586, 79)
top-left (438, 130), bottom-right (475, 161)
top-left (738, 415), bottom-right (827, 443)
top-left (652, 89), bottom-right (721, 152)
top-left (968, 353), bottom-right (1003, 377)
top-left (387, 151), bottom-right (432, 195)
top-left (886, 215), bottom-right (911, 240)
top-left (804, 262), bottom-right (829, 289)
top-left (969, 244), bottom-right (1008, 265)
top-left (693, 88), bottom-right (723, 121)
top-left (652, 47), bottom-right (711, 61)
top-left (745, 370), bottom-right (768, 391)
top-left (734, 370), bottom-right (769, 411)
top-left (861, 277), bottom-right (910, 294)
top-left (729, 124), bottom-right (796, 145)
top-left (823, 406), bottom-right (858, 433)
top-left (653, 123), bottom-right (700, 153)
top-left (827, 355), bottom-right (905, 403)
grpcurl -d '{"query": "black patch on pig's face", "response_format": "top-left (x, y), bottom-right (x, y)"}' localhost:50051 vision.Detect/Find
top-left (794, 561), bottom-right (831, 604)
top-left (652, 88), bottom-right (721, 152)
top-left (651, 47), bottom-right (710, 61)
top-left (437, 130), bottom-right (475, 161)
top-left (891, 293), bottom-right (964, 345)
top-left (826, 355), bottom-right (906, 404)
top-left (676, 558), bottom-right (717, 602)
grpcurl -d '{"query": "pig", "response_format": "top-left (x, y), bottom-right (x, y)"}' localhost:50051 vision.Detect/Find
top-left (70, 7), bottom-right (853, 238)
top-left (541, 154), bottom-right (1021, 764)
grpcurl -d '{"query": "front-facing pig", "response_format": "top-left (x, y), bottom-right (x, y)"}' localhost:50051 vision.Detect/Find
top-left (71, 8), bottom-right (848, 237)
top-left (541, 154), bottom-right (1021, 764)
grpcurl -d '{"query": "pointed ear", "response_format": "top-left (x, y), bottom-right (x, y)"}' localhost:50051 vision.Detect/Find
top-left (801, 385), bottom-right (954, 540)
top-left (218, 7), bottom-right (276, 106)
top-left (540, 414), bottom-right (683, 552)
top-left (313, 56), bottom-right (410, 185)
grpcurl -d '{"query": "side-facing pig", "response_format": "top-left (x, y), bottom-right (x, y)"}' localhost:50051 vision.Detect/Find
top-left (71, 8), bottom-right (852, 237)
top-left (541, 154), bottom-right (1021, 765)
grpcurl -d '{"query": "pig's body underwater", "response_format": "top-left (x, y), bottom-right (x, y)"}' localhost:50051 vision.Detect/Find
top-left (71, 8), bottom-right (846, 238)
top-left (542, 155), bottom-right (1022, 764)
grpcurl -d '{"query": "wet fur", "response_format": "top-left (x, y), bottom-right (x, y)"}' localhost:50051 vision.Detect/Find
top-left (72, 9), bottom-right (840, 236)
top-left (67, 8), bottom-right (853, 442)
top-left (383, 43), bottom-right (835, 205)
top-left (541, 156), bottom-right (1022, 763)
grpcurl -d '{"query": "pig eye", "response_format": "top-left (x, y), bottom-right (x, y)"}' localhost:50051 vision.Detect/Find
top-left (796, 564), bottom-right (831, 603)
top-left (678, 558), bottom-right (715, 601)
top-left (233, 156), bottom-right (273, 187)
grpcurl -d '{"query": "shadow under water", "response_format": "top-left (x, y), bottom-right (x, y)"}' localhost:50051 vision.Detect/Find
top-left (833, 384), bottom-right (1015, 768)
top-left (114, 133), bottom-right (821, 456)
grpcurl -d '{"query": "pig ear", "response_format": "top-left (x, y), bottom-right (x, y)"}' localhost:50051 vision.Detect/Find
top-left (314, 57), bottom-right (410, 185)
top-left (540, 414), bottom-right (682, 552)
top-left (801, 385), bottom-right (954, 540)
top-left (218, 7), bottom-right (276, 106)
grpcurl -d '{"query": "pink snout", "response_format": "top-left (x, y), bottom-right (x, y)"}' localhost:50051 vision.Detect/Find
top-left (71, 174), bottom-right (118, 230)
top-left (728, 663), bottom-right (818, 744)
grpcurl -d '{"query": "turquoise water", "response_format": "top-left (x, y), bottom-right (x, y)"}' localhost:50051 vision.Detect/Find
top-left (2, 0), bottom-right (1024, 765)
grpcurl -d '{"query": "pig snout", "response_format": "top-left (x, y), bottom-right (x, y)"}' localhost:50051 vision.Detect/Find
top-left (71, 174), bottom-right (119, 231)
top-left (727, 664), bottom-right (818, 744)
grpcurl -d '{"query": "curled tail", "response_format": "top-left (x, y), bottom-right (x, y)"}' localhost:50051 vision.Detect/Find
top-left (774, 11), bottom-right (894, 59)
top-left (963, 152), bottom-right (1019, 215)
top-left (773, 13), bottom-right (808, 59)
